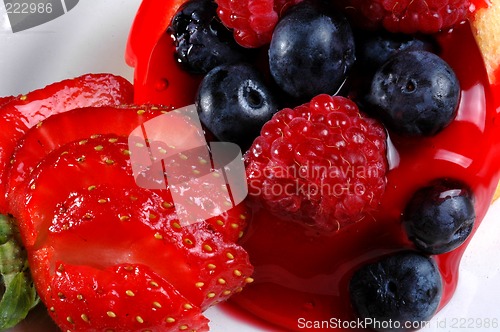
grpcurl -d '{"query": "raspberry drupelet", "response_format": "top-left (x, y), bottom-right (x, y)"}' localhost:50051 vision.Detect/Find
top-left (337, 0), bottom-right (472, 34)
top-left (245, 94), bottom-right (388, 232)
top-left (215, 0), bottom-right (303, 47)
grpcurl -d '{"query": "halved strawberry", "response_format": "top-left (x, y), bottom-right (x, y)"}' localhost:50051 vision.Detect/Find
top-left (0, 73), bottom-right (133, 213)
top-left (14, 135), bottom-right (253, 331)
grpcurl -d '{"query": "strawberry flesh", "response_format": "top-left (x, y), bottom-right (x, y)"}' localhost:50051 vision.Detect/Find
top-left (12, 136), bottom-right (137, 249)
top-left (7, 105), bottom-right (166, 215)
top-left (0, 96), bottom-right (13, 107)
top-left (43, 183), bottom-right (254, 310)
top-left (10, 123), bottom-right (253, 330)
top-left (0, 74), bottom-right (134, 213)
top-left (45, 263), bottom-right (209, 332)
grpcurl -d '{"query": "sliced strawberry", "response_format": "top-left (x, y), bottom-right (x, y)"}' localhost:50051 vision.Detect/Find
top-left (0, 73), bottom-right (133, 213)
top-left (205, 204), bottom-right (249, 243)
top-left (41, 184), bottom-right (253, 309)
top-left (9, 105), bottom-right (249, 244)
top-left (0, 96), bottom-right (13, 107)
top-left (19, 136), bottom-right (253, 300)
top-left (142, 141), bottom-right (249, 242)
top-left (41, 263), bottom-right (209, 332)
top-left (7, 105), bottom-right (167, 213)
top-left (11, 136), bottom-right (137, 248)
top-left (14, 133), bottom-right (252, 314)
top-left (8, 100), bottom-right (254, 330)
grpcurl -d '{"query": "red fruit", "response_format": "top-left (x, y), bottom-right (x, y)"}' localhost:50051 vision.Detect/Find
top-left (215, 0), bottom-right (303, 48)
top-left (126, 0), bottom-right (201, 106)
top-left (12, 136), bottom-right (137, 248)
top-left (0, 74), bottom-right (133, 213)
top-left (338, 0), bottom-right (472, 34)
top-left (245, 94), bottom-right (388, 232)
top-left (49, 185), bottom-right (252, 307)
top-left (205, 204), bottom-right (249, 243)
top-left (0, 96), bottom-right (13, 107)
top-left (43, 264), bottom-right (209, 332)
top-left (14, 135), bottom-right (253, 331)
top-left (7, 105), bottom-right (166, 214)
top-left (234, 24), bottom-right (500, 331)
top-left (8, 104), bottom-right (249, 244)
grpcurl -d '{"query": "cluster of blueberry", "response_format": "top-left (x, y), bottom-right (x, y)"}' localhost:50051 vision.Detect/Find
top-left (351, 179), bottom-right (475, 330)
top-left (169, 0), bottom-right (460, 146)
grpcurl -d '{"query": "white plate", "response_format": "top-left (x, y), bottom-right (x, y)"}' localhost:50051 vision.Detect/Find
top-left (1, 1), bottom-right (500, 331)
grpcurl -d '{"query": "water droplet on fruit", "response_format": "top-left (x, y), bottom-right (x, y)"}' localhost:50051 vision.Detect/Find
top-left (155, 79), bottom-right (169, 92)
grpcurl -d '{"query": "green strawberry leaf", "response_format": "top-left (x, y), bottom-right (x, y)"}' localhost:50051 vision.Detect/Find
top-left (0, 215), bottom-right (39, 330)
top-left (0, 272), bottom-right (39, 329)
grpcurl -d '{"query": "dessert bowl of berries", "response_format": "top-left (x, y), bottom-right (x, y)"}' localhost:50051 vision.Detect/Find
top-left (1, 0), bottom-right (500, 331)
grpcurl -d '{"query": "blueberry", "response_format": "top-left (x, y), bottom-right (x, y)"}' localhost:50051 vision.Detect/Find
top-left (350, 252), bottom-right (442, 332)
top-left (403, 180), bottom-right (475, 255)
top-left (355, 31), bottom-right (436, 72)
top-left (268, 2), bottom-right (355, 101)
top-left (367, 50), bottom-right (460, 136)
top-left (196, 63), bottom-right (278, 151)
top-left (168, 0), bottom-right (247, 74)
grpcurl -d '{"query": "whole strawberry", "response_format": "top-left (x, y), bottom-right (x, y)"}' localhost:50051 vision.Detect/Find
top-left (338, 0), bottom-right (471, 34)
top-left (245, 94), bottom-right (388, 232)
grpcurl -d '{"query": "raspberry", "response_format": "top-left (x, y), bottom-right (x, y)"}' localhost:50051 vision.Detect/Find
top-left (245, 94), bottom-right (388, 232)
top-left (215, 0), bottom-right (302, 48)
top-left (338, 0), bottom-right (471, 34)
